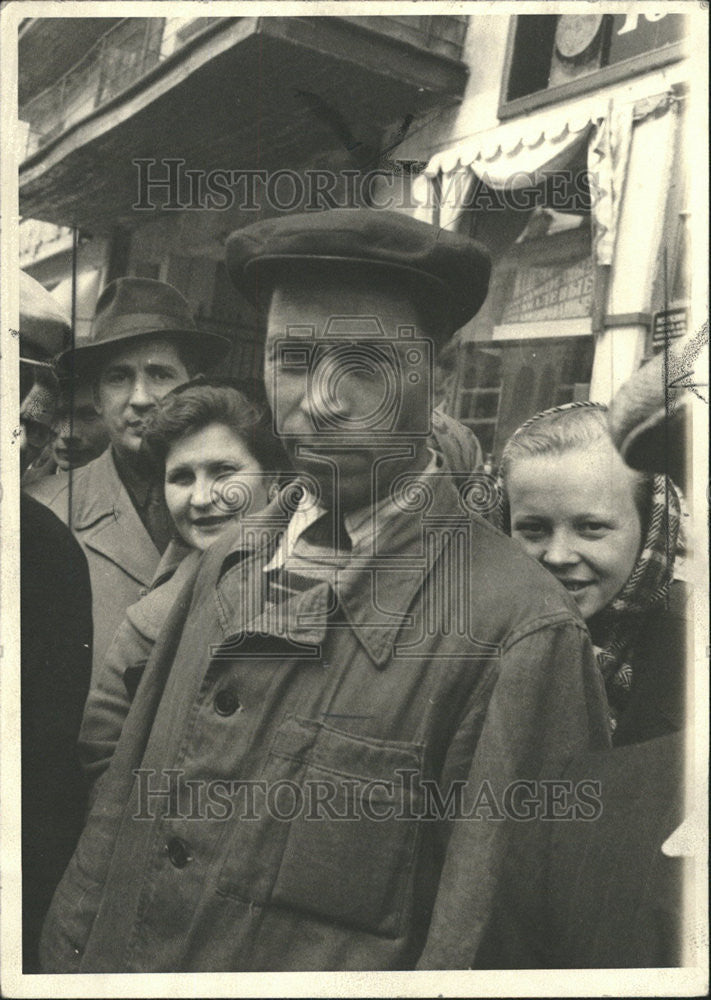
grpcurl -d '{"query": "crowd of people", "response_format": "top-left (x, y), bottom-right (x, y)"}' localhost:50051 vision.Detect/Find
top-left (16, 208), bottom-right (692, 973)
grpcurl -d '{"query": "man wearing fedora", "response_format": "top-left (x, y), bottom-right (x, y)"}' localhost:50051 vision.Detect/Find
top-left (17, 272), bottom-right (93, 970)
top-left (40, 210), bottom-right (610, 972)
top-left (26, 277), bottom-right (230, 677)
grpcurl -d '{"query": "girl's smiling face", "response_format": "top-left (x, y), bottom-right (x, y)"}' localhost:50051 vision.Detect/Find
top-left (164, 422), bottom-right (268, 551)
top-left (507, 441), bottom-right (643, 620)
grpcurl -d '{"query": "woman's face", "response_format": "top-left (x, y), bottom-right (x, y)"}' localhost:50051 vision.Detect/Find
top-left (507, 441), bottom-right (643, 620)
top-left (164, 422), bottom-right (269, 551)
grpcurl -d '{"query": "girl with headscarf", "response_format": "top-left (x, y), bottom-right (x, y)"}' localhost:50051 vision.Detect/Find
top-left (498, 401), bottom-right (687, 746)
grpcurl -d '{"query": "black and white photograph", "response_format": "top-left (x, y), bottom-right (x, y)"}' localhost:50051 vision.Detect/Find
top-left (0, 2), bottom-right (708, 996)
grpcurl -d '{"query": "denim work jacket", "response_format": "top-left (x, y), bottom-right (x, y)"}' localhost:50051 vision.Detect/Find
top-left (40, 471), bottom-right (611, 972)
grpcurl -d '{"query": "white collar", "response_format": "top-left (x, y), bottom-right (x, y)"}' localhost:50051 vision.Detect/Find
top-left (264, 449), bottom-right (439, 571)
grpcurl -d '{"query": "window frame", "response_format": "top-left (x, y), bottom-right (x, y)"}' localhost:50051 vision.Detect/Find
top-left (452, 345), bottom-right (503, 458)
top-left (498, 15), bottom-right (685, 121)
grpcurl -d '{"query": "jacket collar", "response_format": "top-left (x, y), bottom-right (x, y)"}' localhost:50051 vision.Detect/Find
top-left (214, 473), bottom-right (466, 668)
top-left (68, 447), bottom-right (119, 530)
top-left (151, 537), bottom-right (193, 589)
top-left (70, 447), bottom-right (159, 587)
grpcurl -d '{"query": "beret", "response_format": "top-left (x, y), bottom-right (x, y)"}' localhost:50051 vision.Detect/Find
top-left (19, 271), bottom-right (71, 358)
top-left (225, 208), bottom-right (491, 339)
top-left (608, 341), bottom-right (699, 489)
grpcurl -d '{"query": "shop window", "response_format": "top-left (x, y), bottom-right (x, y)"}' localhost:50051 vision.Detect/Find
top-left (454, 347), bottom-right (502, 457)
top-left (456, 163), bottom-right (596, 460)
top-left (505, 15), bottom-right (559, 102)
top-left (487, 211), bottom-right (594, 338)
top-left (454, 336), bottom-right (595, 461)
top-left (493, 338), bottom-right (594, 456)
top-left (500, 12), bottom-right (687, 118)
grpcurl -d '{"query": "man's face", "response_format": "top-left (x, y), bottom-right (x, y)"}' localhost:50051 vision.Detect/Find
top-left (264, 273), bottom-right (433, 512)
top-left (95, 339), bottom-right (189, 457)
top-left (19, 360), bottom-right (58, 475)
top-left (52, 381), bottom-right (109, 471)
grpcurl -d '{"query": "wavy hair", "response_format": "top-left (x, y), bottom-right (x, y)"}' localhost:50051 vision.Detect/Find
top-left (142, 379), bottom-right (291, 481)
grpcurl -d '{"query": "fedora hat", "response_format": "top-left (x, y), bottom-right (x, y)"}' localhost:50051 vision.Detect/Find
top-left (225, 208), bottom-right (491, 341)
top-left (56, 277), bottom-right (231, 375)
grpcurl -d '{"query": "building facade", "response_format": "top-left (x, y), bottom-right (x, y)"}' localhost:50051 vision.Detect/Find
top-left (18, 10), bottom-right (698, 460)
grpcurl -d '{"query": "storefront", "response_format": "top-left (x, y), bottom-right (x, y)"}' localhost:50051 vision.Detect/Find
top-left (409, 10), bottom-right (690, 460)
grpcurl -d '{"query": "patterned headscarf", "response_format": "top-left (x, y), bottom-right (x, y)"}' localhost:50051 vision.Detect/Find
top-left (430, 406), bottom-right (484, 474)
top-left (497, 402), bottom-right (682, 732)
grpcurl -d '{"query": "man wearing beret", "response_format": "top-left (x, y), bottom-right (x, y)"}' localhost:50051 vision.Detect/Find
top-left (17, 273), bottom-right (93, 970)
top-left (40, 210), bottom-right (610, 972)
top-left (26, 277), bottom-right (230, 678)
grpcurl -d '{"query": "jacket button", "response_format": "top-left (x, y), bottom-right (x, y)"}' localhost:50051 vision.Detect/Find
top-left (214, 688), bottom-right (241, 716)
top-left (165, 837), bottom-right (192, 869)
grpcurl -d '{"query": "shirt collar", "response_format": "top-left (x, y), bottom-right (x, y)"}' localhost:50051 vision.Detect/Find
top-left (214, 456), bottom-right (463, 668)
top-left (264, 449), bottom-right (441, 571)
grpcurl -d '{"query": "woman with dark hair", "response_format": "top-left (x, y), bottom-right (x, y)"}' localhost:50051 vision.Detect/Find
top-left (143, 379), bottom-right (289, 551)
top-left (79, 380), bottom-right (291, 790)
top-left (498, 401), bottom-right (686, 745)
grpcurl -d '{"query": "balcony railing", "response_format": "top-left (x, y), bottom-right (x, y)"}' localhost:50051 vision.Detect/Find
top-left (20, 17), bottom-right (222, 159)
top-left (19, 15), bottom-right (468, 161)
top-left (340, 15), bottom-right (469, 61)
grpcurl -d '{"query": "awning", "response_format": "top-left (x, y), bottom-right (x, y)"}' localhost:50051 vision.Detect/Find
top-left (425, 101), bottom-right (600, 182)
top-left (412, 90), bottom-right (678, 266)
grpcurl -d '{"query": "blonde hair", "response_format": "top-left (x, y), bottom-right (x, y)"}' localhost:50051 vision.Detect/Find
top-left (501, 404), bottom-right (652, 527)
